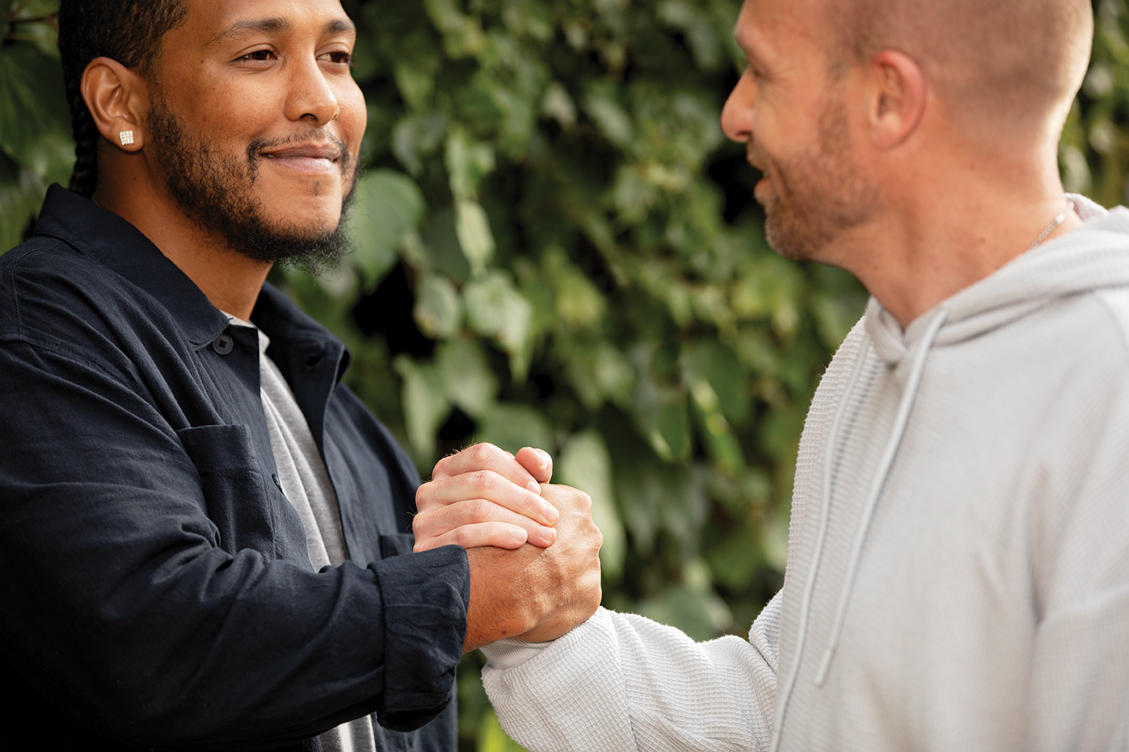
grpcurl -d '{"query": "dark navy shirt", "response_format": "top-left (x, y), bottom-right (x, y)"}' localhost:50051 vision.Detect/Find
top-left (0, 186), bottom-right (469, 751)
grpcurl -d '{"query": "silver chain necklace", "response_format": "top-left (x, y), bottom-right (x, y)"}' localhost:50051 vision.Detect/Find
top-left (1028, 199), bottom-right (1075, 250)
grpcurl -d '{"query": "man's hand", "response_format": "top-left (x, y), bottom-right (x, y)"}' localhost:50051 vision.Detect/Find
top-left (463, 484), bottom-right (603, 652)
top-left (414, 443), bottom-right (558, 552)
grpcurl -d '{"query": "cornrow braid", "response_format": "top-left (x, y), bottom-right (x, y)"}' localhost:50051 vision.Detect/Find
top-left (57, 0), bottom-right (188, 198)
top-left (65, 75), bottom-right (100, 197)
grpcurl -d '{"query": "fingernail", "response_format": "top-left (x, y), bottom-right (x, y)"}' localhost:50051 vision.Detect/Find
top-left (510, 526), bottom-right (527, 545)
top-left (540, 526), bottom-right (557, 544)
top-left (526, 479), bottom-right (542, 495)
top-left (536, 449), bottom-right (550, 468)
top-left (542, 503), bottom-right (559, 525)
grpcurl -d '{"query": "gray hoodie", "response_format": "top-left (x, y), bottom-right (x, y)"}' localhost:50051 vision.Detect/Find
top-left (482, 195), bottom-right (1129, 751)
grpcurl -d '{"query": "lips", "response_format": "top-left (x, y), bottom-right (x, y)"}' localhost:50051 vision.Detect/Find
top-left (256, 139), bottom-right (350, 177)
top-left (261, 143), bottom-right (341, 161)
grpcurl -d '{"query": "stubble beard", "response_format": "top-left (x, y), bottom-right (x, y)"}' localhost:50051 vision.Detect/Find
top-left (145, 92), bottom-right (359, 275)
top-left (750, 93), bottom-right (878, 263)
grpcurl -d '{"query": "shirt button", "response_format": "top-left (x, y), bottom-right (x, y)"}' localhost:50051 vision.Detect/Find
top-left (212, 334), bottom-right (234, 355)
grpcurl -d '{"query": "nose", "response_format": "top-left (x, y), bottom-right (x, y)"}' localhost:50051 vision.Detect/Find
top-left (286, 57), bottom-right (340, 125)
top-left (721, 72), bottom-right (755, 143)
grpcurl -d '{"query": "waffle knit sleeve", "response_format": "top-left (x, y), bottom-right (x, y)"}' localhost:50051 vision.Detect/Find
top-left (481, 592), bottom-right (781, 752)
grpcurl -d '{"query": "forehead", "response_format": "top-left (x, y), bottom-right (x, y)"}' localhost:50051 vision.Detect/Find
top-left (171, 0), bottom-right (354, 46)
top-left (735, 0), bottom-right (827, 61)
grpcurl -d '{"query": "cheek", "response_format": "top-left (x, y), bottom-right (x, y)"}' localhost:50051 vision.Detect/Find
top-left (337, 82), bottom-right (367, 149)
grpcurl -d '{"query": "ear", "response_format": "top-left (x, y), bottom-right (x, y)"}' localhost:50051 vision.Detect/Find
top-left (80, 56), bottom-right (150, 152)
top-left (865, 50), bottom-right (926, 150)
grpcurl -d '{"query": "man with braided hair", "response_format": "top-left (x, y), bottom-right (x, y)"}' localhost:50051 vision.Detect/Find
top-left (414, 0), bottom-right (1129, 748)
top-left (0, 1), bottom-right (602, 750)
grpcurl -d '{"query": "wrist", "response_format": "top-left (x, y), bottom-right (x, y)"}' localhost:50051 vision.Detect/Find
top-left (464, 547), bottom-right (540, 652)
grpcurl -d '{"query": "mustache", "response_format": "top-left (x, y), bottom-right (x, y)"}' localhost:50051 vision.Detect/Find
top-left (745, 138), bottom-right (767, 174)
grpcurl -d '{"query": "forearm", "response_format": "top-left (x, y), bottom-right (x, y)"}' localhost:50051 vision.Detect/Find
top-left (0, 518), bottom-right (469, 747)
top-left (483, 600), bottom-right (781, 752)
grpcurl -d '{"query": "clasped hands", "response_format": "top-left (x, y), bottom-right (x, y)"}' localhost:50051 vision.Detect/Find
top-left (413, 444), bottom-right (603, 652)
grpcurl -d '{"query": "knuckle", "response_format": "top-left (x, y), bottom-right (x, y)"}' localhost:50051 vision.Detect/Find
top-left (411, 510), bottom-right (436, 536)
top-left (471, 443), bottom-right (498, 465)
top-left (451, 527), bottom-right (471, 548)
top-left (475, 470), bottom-right (513, 503)
top-left (431, 456), bottom-right (452, 479)
top-left (513, 489), bottom-right (537, 514)
top-left (466, 497), bottom-right (495, 521)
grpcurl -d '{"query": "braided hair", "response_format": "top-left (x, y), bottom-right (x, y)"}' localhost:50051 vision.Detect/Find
top-left (57, 0), bottom-right (187, 197)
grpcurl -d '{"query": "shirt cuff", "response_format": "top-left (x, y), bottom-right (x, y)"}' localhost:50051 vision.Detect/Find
top-left (481, 637), bottom-right (554, 670)
top-left (372, 544), bottom-right (469, 731)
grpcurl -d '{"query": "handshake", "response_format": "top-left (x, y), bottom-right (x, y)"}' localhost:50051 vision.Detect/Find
top-left (412, 444), bottom-right (604, 652)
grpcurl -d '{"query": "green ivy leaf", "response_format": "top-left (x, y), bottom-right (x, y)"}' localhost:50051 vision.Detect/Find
top-left (391, 112), bottom-right (448, 176)
top-left (464, 271), bottom-right (533, 379)
top-left (558, 429), bottom-right (626, 579)
top-left (393, 355), bottom-right (450, 460)
top-left (345, 169), bottom-right (425, 289)
top-left (636, 584), bottom-right (733, 642)
top-left (632, 375), bottom-right (691, 462)
top-left (414, 272), bottom-right (463, 339)
top-left (0, 151), bottom-right (43, 252)
top-left (419, 208), bottom-right (472, 282)
top-left (455, 198), bottom-right (496, 277)
top-left (474, 403), bottom-right (552, 455)
top-left (606, 421), bottom-right (703, 557)
top-left (0, 43), bottom-right (70, 165)
top-left (438, 338), bottom-right (498, 419)
top-left (582, 81), bottom-right (633, 148)
top-left (445, 130), bottom-right (496, 201)
top-left (683, 340), bottom-right (751, 423)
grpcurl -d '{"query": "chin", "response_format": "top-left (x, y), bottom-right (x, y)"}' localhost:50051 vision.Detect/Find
top-left (263, 195), bottom-right (343, 233)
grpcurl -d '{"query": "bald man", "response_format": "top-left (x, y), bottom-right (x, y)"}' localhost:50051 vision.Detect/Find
top-left (415, 0), bottom-right (1129, 749)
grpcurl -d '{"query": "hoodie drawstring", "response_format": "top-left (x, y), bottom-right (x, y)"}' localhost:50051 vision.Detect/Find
top-left (769, 308), bottom-right (948, 751)
top-left (815, 308), bottom-right (948, 686)
top-left (770, 329), bottom-right (875, 752)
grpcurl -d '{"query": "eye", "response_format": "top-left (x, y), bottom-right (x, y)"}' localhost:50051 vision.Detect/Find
top-left (320, 50), bottom-right (353, 66)
top-left (238, 49), bottom-right (276, 62)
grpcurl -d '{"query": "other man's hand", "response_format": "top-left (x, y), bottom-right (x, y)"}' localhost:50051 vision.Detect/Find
top-left (464, 484), bottom-right (603, 651)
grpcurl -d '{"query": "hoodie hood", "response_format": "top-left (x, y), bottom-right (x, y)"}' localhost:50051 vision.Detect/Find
top-left (868, 195), bottom-right (1129, 365)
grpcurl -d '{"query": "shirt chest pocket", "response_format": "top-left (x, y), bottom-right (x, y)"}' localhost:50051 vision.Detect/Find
top-left (176, 423), bottom-right (310, 562)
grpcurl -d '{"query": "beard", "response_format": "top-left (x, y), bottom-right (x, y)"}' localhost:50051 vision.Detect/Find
top-left (748, 92), bottom-right (878, 263)
top-left (145, 92), bottom-right (358, 275)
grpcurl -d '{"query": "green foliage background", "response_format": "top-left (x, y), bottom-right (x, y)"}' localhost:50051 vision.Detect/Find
top-left (3, 1), bottom-right (1128, 749)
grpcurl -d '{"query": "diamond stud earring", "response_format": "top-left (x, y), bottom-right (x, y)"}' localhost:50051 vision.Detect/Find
top-left (119, 130), bottom-right (135, 146)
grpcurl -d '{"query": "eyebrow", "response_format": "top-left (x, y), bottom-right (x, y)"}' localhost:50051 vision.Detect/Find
top-left (206, 17), bottom-right (356, 47)
top-left (734, 30), bottom-right (769, 72)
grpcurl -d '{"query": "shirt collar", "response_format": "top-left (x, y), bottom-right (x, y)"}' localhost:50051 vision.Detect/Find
top-left (34, 185), bottom-right (228, 347)
top-left (33, 185), bottom-right (346, 372)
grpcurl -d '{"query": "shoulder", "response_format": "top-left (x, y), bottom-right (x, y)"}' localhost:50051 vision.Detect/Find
top-left (1089, 286), bottom-right (1129, 364)
top-left (0, 236), bottom-right (121, 343)
top-left (0, 233), bottom-right (197, 383)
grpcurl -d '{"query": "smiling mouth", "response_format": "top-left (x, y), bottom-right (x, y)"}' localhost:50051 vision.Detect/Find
top-left (251, 135), bottom-right (351, 177)
top-left (262, 145), bottom-right (340, 162)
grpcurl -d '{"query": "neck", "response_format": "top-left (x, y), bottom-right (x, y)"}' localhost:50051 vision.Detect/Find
top-left (93, 162), bottom-right (270, 321)
top-left (840, 140), bottom-right (1080, 327)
